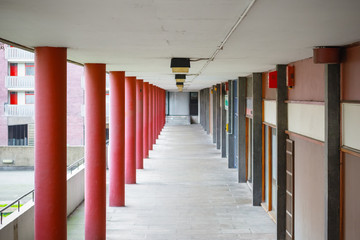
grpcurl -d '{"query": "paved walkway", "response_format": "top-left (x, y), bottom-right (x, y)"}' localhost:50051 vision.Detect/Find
top-left (67, 124), bottom-right (276, 240)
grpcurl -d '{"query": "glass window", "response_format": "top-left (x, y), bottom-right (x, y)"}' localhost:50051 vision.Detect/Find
top-left (25, 91), bottom-right (35, 104)
top-left (25, 63), bottom-right (35, 76)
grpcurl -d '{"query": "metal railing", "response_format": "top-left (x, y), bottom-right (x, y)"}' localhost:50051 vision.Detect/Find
top-left (0, 190), bottom-right (34, 224)
top-left (4, 47), bottom-right (34, 60)
top-left (5, 76), bottom-right (35, 89)
top-left (67, 157), bottom-right (85, 174)
top-left (4, 104), bottom-right (34, 117)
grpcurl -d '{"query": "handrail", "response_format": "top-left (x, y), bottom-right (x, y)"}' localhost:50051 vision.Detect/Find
top-left (0, 190), bottom-right (34, 224)
top-left (0, 141), bottom-right (110, 224)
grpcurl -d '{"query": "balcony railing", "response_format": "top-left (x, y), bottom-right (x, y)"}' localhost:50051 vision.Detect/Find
top-left (81, 75), bottom-right (110, 89)
top-left (5, 76), bottom-right (35, 89)
top-left (4, 47), bottom-right (34, 61)
top-left (4, 104), bottom-right (34, 117)
top-left (81, 103), bottom-right (109, 117)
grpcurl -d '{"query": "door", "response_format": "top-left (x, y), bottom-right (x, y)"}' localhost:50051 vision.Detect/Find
top-left (10, 63), bottom-right (18, 76)
top-left (10, 92), bottom-right (18, 105)
top-left (286, 139), bottom-right (294, 240)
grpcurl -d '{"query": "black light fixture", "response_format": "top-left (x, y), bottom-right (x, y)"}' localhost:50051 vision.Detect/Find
top-left (175, 74), bottom-right (186, 83)
top-left (170, 58), bottom-right (190, 73)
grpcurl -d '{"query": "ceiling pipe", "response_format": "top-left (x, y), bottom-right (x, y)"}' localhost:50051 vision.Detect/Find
top-left (190, 0), bottom-right (257, 82)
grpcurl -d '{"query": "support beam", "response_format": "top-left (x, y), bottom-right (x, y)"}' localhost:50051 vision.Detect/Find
top-left (252, 73), bottom-right (263, 206)
top-left (325, 64), bottom-right (340, 240)
top-left (216, 84), bottom-right (221, 149)
top-left (136, 79), bottom-right (143, 169)
top-left (276, 65), bottom-right (287, 240)
top-left (84, 63), bottom-right (106, 240)
top-left (221, 83), bottom-right (227, 158)
top-left (109, 71), bottom-right (125, 206)
top-left (228, 80), bottom-right (235, 168)
top-left (213, 85), bottom-right (217, 144)
top-left (34, 47), bottom-right (67, 240)
top-left (238, 77), bottom-right (247, 183)
top-left (125, 76), bottom-right (136, 184)
top-left (143, 82), bottom-right (149, 158)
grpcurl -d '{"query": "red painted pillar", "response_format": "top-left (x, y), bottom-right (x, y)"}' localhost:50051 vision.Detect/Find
top-left (125, 76), bottom-right (136, 184)
top-left (143, 82), bottom-right (149, 158)
top-left (156, 87), bottom-right (159, 138)
top-left (136, 79), bottom-right (143, 169)
top-left (149, 84), bottom-right (153, 151)
top-left (34, 47), bottom-right (67, 240)
top-left (152, 86), bottom-right (156, 144)
top-left (109, 71), bottom-right (125, 206)
top-left (84, 64), bottom-right (106, 240)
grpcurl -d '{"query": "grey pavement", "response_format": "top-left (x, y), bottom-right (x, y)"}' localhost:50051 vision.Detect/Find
top-left (0, 170), bottom-right (34, 203)
top-left (67, 124), bottom-right (276, 240)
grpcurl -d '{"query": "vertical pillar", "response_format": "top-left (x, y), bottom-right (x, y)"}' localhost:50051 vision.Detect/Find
top-left (143, 82), bottom-right (149, 158)
top-left (216, 84), bottom-right (221, 149)
top-left (109, 71), bottom-right (126, 206)
top-left (221, 83), bottom-right (227, 158)
top-left (213, 85), bottom-right (217, 143)
top-left (325, 64), bottom-right (340, 240)
top-left (152, 86), bottom-right (156, 144)
top-left (34, 47), bottom-right (67, 240)
top-left (228, 80), bottom-right (235, 168)
top-left (125, 76), bottom-right (136, 184)
top-left (276, 65), bottom-right (287, 240)
top-left (149, 84), bottom-right (153, 151)
top-left (252, 73), bottom-right (263, 206)
top-left (136, 79), bottom-right (143, 169)
top-left (238, 77), bottom-right (247, 183)
top-left (84, 64), bottom-right (106, 240)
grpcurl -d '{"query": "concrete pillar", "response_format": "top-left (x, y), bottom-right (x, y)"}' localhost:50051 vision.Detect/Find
top-left (252, 73), bottom-right (263, 206)
top-left (276, 65), bottom-right (287, 240)
top-left (136, 79), bottom-right (143, 169)
top-left (238, 77), bottom-right (247, 183)
top-left (221, 83), bottom-right (227, 158)
top-left (125, 76), bottom-right (136, 184)
top-left (212, 85), bottom-right (217, 144)
top-left (216, 84), bottom-right (221, 149)
top-left (34, 47), bottom-right (67, 240)
top-left (205, 89), bottom-right (210, 134)
top-left (325, 64), bottom-right (340, 240)
top-left (143, 82), bottom-right (149, 158)
top-left (149, 84), bottom-right (153, 151)
top-left (228, 80), bottom-right (235, 168)
top-left (84, 64), bottom-right (106, 240)
top-left (109, 71), bottom-right (125, 206)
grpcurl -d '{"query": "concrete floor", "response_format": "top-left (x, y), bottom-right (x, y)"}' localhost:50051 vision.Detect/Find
top-left (0, 170), bottom-right (34, 203)
top-left (67, 124), bottom-right (276, 240)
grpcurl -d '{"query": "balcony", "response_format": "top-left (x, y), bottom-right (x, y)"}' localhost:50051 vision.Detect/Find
top-left (5, 76), bottom-right (34, 90)
top-left (4, 47), bottom-right (34, 62)
top-left (4, 104), bottom-right (34, 117)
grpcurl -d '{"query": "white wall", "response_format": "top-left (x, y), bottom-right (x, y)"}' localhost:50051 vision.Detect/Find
top-left (263, 100), bottom-right (276, 126)
top-left (169, 92), bottom-right (189, 115)
top-left (342, 103), bottom-right (360, 150)
top-left (288, 103), bottom-right (325, 141)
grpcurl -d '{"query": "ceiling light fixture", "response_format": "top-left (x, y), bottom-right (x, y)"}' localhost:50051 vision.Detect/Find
top-left (175, 74), bottom-right (186, 83)
top-left (170, 58), bottom-right (190, 73)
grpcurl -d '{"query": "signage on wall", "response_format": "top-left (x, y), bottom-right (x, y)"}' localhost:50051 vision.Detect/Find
top-left (225, 95), bottom-right (229, 110)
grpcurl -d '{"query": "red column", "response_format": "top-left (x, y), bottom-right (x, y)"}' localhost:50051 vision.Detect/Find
top-left (156, 87), bottom-right (159, 138)
top-left (149, 84), bottom-right (153, 151)
top-left (136, 79), bottom-right (143, 169)
top-left (109, 71), bottom-right (125, 206)
top-left (125, 76), bottom-right (136, 184)
top-left (84, 64), bottom-right (106, 240)
top-left (143, 82), bottom-right (149, 158)
top-left (34, 47), bottom-right (67, 240)
top-left (152, 86), bottom-right (156, 144)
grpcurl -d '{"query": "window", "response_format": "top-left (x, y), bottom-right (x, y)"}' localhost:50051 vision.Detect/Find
top-left (9, 63), bottom-right (18, 76)
top-left (25, 63), bottom-right (35, 76)
top-left (25, 91), bottom-right (35, 104)
top-left (8, 125), bottom-right (28, 146)
top-left (10, 91), bottom-right (18, 105)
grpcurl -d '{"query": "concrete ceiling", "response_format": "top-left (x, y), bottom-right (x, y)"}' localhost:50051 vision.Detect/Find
top-left (1, 0), bottom-right (360, 91)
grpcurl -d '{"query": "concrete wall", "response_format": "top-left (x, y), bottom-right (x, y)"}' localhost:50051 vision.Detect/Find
top-left (0, 166), bottom-right (85, 240)
top-left (169, 92), bottom-right (189, 115)
top-left (0, 146), bottom-right (84, 168)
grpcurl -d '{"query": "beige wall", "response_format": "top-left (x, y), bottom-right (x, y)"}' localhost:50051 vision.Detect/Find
top-left (0, 146), bottom-right (84, 168)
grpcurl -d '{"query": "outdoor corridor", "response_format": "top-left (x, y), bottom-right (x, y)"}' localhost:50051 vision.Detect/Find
top-left (67, 124), bottom-right (276, 240)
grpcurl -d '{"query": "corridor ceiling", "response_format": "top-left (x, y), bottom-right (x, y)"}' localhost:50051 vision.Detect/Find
top-left (1, 0), bottom-right (360, 91)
